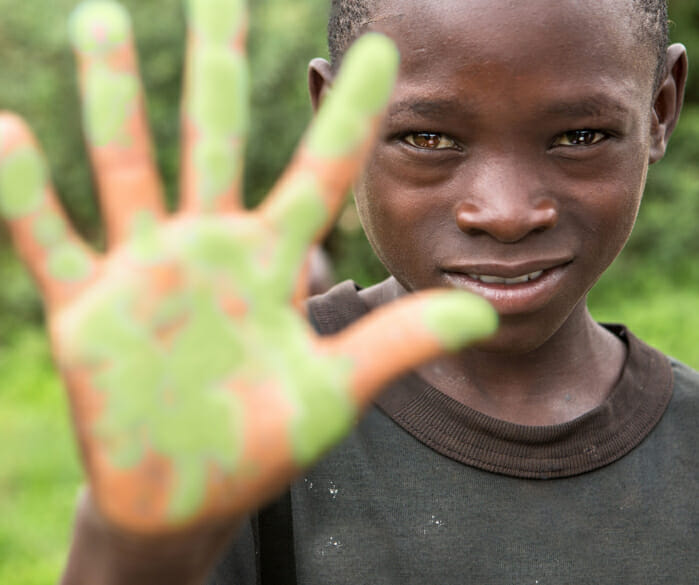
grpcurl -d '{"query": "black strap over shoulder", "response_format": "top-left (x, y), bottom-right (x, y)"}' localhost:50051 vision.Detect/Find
top-left (258, 489), bottom-right (297, 585)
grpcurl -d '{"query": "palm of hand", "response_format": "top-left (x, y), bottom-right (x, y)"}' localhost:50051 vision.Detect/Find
top-left (0, 0), bottom-right (496, 534)
top-left (60, 214), bottom-right (356, 527)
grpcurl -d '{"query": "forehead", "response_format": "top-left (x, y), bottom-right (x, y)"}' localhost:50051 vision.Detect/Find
top-left (365, 0), bottom-right (656, 93)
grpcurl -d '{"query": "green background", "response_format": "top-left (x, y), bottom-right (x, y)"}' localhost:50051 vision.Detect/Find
top-left (0, 1), bottom-right (697, 582)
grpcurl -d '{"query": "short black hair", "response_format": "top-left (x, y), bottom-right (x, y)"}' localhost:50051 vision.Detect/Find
top-left (327, 0), bottom-right (373, 69)
top-left (328, 0), bottom-right (669, 86)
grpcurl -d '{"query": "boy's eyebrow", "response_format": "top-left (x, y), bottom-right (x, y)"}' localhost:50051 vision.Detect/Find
top-left (387, 95), bottom-right (630, 120)
top-left (542, 95), bottom-right (630, 118)
top-left (387, 98), bottom-right (467, 118)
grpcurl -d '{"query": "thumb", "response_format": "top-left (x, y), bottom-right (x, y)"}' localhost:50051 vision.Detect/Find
top-left (321, 290), bottom-right (498, 409)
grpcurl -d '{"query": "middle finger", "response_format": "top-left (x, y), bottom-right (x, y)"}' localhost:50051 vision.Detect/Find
top-left (179, 0), bottom-right (249, 214)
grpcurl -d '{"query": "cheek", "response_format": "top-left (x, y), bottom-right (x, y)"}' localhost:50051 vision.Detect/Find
top-left (564, 134), bottom-right (648, 252)
top-left (607, 129), bottom-right (652, 238)
top-left (578, 169), bottom-right (646, 274)
top-left (354, 168), bottom-right (449, 290)
top-left (355, 169), bottom-right (420, 258)
top-left (609, 154), bottom-right (648, 236)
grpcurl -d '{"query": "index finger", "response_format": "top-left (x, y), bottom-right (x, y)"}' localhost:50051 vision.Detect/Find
top-left (257, 34), bottom-right (399, 283)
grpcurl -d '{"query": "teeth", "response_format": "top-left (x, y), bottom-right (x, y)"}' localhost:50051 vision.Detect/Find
top-left (468, 270), bottom-right (543, 285)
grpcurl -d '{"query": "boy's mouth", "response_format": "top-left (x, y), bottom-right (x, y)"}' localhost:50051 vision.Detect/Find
top-left (440, 259), bottom-right (572, 316)
top-left (466, 270), bottom-right (544, 285)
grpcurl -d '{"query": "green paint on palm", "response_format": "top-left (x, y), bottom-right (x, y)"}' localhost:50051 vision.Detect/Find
top-left (307, 33), bottom-right (400, 157)
top-left (187, 0), bottom-right (245, 44)
top-left (233, 302), bottom-right (356, 466)
top-left (0, 148), bottom-right (46, 219)
top-left (83, 65), bottom-right (139, 146)
top-left (63, 218), bottom-right (357, 521)
top-left (69, 280), bottom-right (245, 521)
top-left (260, 310), bottom-right (355, 466)
top-left (69, 0), bottom-right (131, 55)
top-left (423, 292), bottom-right (498, 351)
top-left (288, 361), bottom-right (355, 466)
top-left (180, 220), bottom-right (268, 296)
top-left (129, 211), bottom-right (165, 263)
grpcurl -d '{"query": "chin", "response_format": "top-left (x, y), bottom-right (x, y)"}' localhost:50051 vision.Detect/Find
top-left (467, 315), bottom-right (567, 356)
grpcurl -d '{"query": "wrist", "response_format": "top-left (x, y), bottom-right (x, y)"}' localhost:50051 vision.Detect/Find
top-left (60, 488), bottom-right (240, 585)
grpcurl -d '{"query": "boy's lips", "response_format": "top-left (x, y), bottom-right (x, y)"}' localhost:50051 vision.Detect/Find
top-left (440, 258), bottom-right (573, 316)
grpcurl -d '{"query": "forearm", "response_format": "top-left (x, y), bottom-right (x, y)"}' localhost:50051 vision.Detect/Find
top-left (60, 490), bottom-right (239, 585)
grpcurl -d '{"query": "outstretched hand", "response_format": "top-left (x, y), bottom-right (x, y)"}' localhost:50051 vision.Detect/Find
top-left (0, 0), bottom-right (496, 535)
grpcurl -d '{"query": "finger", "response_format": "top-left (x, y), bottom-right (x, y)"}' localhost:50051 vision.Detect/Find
top-left (259, 33), bottom-right (399, 236)
top-left (0, 113), bottom-right (98, 310)
top-left (321, 290), bottom-right (498, 409)
top-left (69, 0), bottom-right (166, 247)
top-left (179, 0), bottom-right (249, 214)
top-left (258, 33), bottom-right (399, 287)
top-left (289, 246), bottom-right (335, 310)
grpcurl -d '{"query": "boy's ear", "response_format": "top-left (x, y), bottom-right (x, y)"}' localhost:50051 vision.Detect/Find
top-left (308, 58), bottom-right (335, 113)
top-left (649, 43), bottom-right (688, 164)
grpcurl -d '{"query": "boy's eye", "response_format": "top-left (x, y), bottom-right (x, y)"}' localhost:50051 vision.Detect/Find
top-left (403, 132), bottom-right (457, 150)
top-left (553, 129), bottom-right (606, 147)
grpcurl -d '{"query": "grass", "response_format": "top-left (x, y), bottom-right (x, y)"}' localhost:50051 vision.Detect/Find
top-left (588, 261), bottom-right (699, 369)
top-left (0, 283), bottom-right (696, 584)
top-left (0, 328), bottom-right (82, 585)
top-left (590, 287), bottom-right (699, 368)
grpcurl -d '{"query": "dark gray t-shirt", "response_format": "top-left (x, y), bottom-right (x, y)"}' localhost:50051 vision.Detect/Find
top-left (209, 281), bottom-right (699, 584)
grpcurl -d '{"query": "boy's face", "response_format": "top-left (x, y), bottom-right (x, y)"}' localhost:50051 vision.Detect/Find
top-left (336, 0), bottom-right (685, 352)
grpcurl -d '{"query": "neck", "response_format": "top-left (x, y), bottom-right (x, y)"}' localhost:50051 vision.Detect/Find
top-left (418, 304), bottom-right (627, 425)
top-left (359, 277), bottom-right (628, 425)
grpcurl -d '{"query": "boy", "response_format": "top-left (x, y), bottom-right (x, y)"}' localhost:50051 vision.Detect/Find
top-left (0, 0), bottom-right (695, 583)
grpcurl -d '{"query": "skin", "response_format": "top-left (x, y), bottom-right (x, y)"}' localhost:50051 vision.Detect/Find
top-left (0, 148), bottom-right (46, 218)
top-left (186, 0), bottom-right (249, 208)
top-left (69, 0), bottom-right (166, 248)
top-left (0, 0), bottom-right (497, 538)
top-left (70, 1), bottom-right (139, 146)
top-left (310, 0), bottom-right (687, 425)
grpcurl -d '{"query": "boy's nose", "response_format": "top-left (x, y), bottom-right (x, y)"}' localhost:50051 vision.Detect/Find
top-left (454, 160), bottom-right (558, 243)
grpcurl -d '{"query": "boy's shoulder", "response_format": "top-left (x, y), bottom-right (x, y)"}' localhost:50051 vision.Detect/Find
top-left (307, 277), bottom-right (412, 335)
top-left (667, 355), bottom-right (699, 408)
top-left (306, 279), bottom-right (370, 335)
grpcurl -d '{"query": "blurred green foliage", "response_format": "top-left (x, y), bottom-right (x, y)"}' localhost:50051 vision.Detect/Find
top-left (0, 329), bottom-right (81, 585)
top-left (1, 0), bottom-right (697, 332)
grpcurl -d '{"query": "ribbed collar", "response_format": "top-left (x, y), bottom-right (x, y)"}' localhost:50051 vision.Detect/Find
top-left (308, 280), bottom-right (674, 479)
